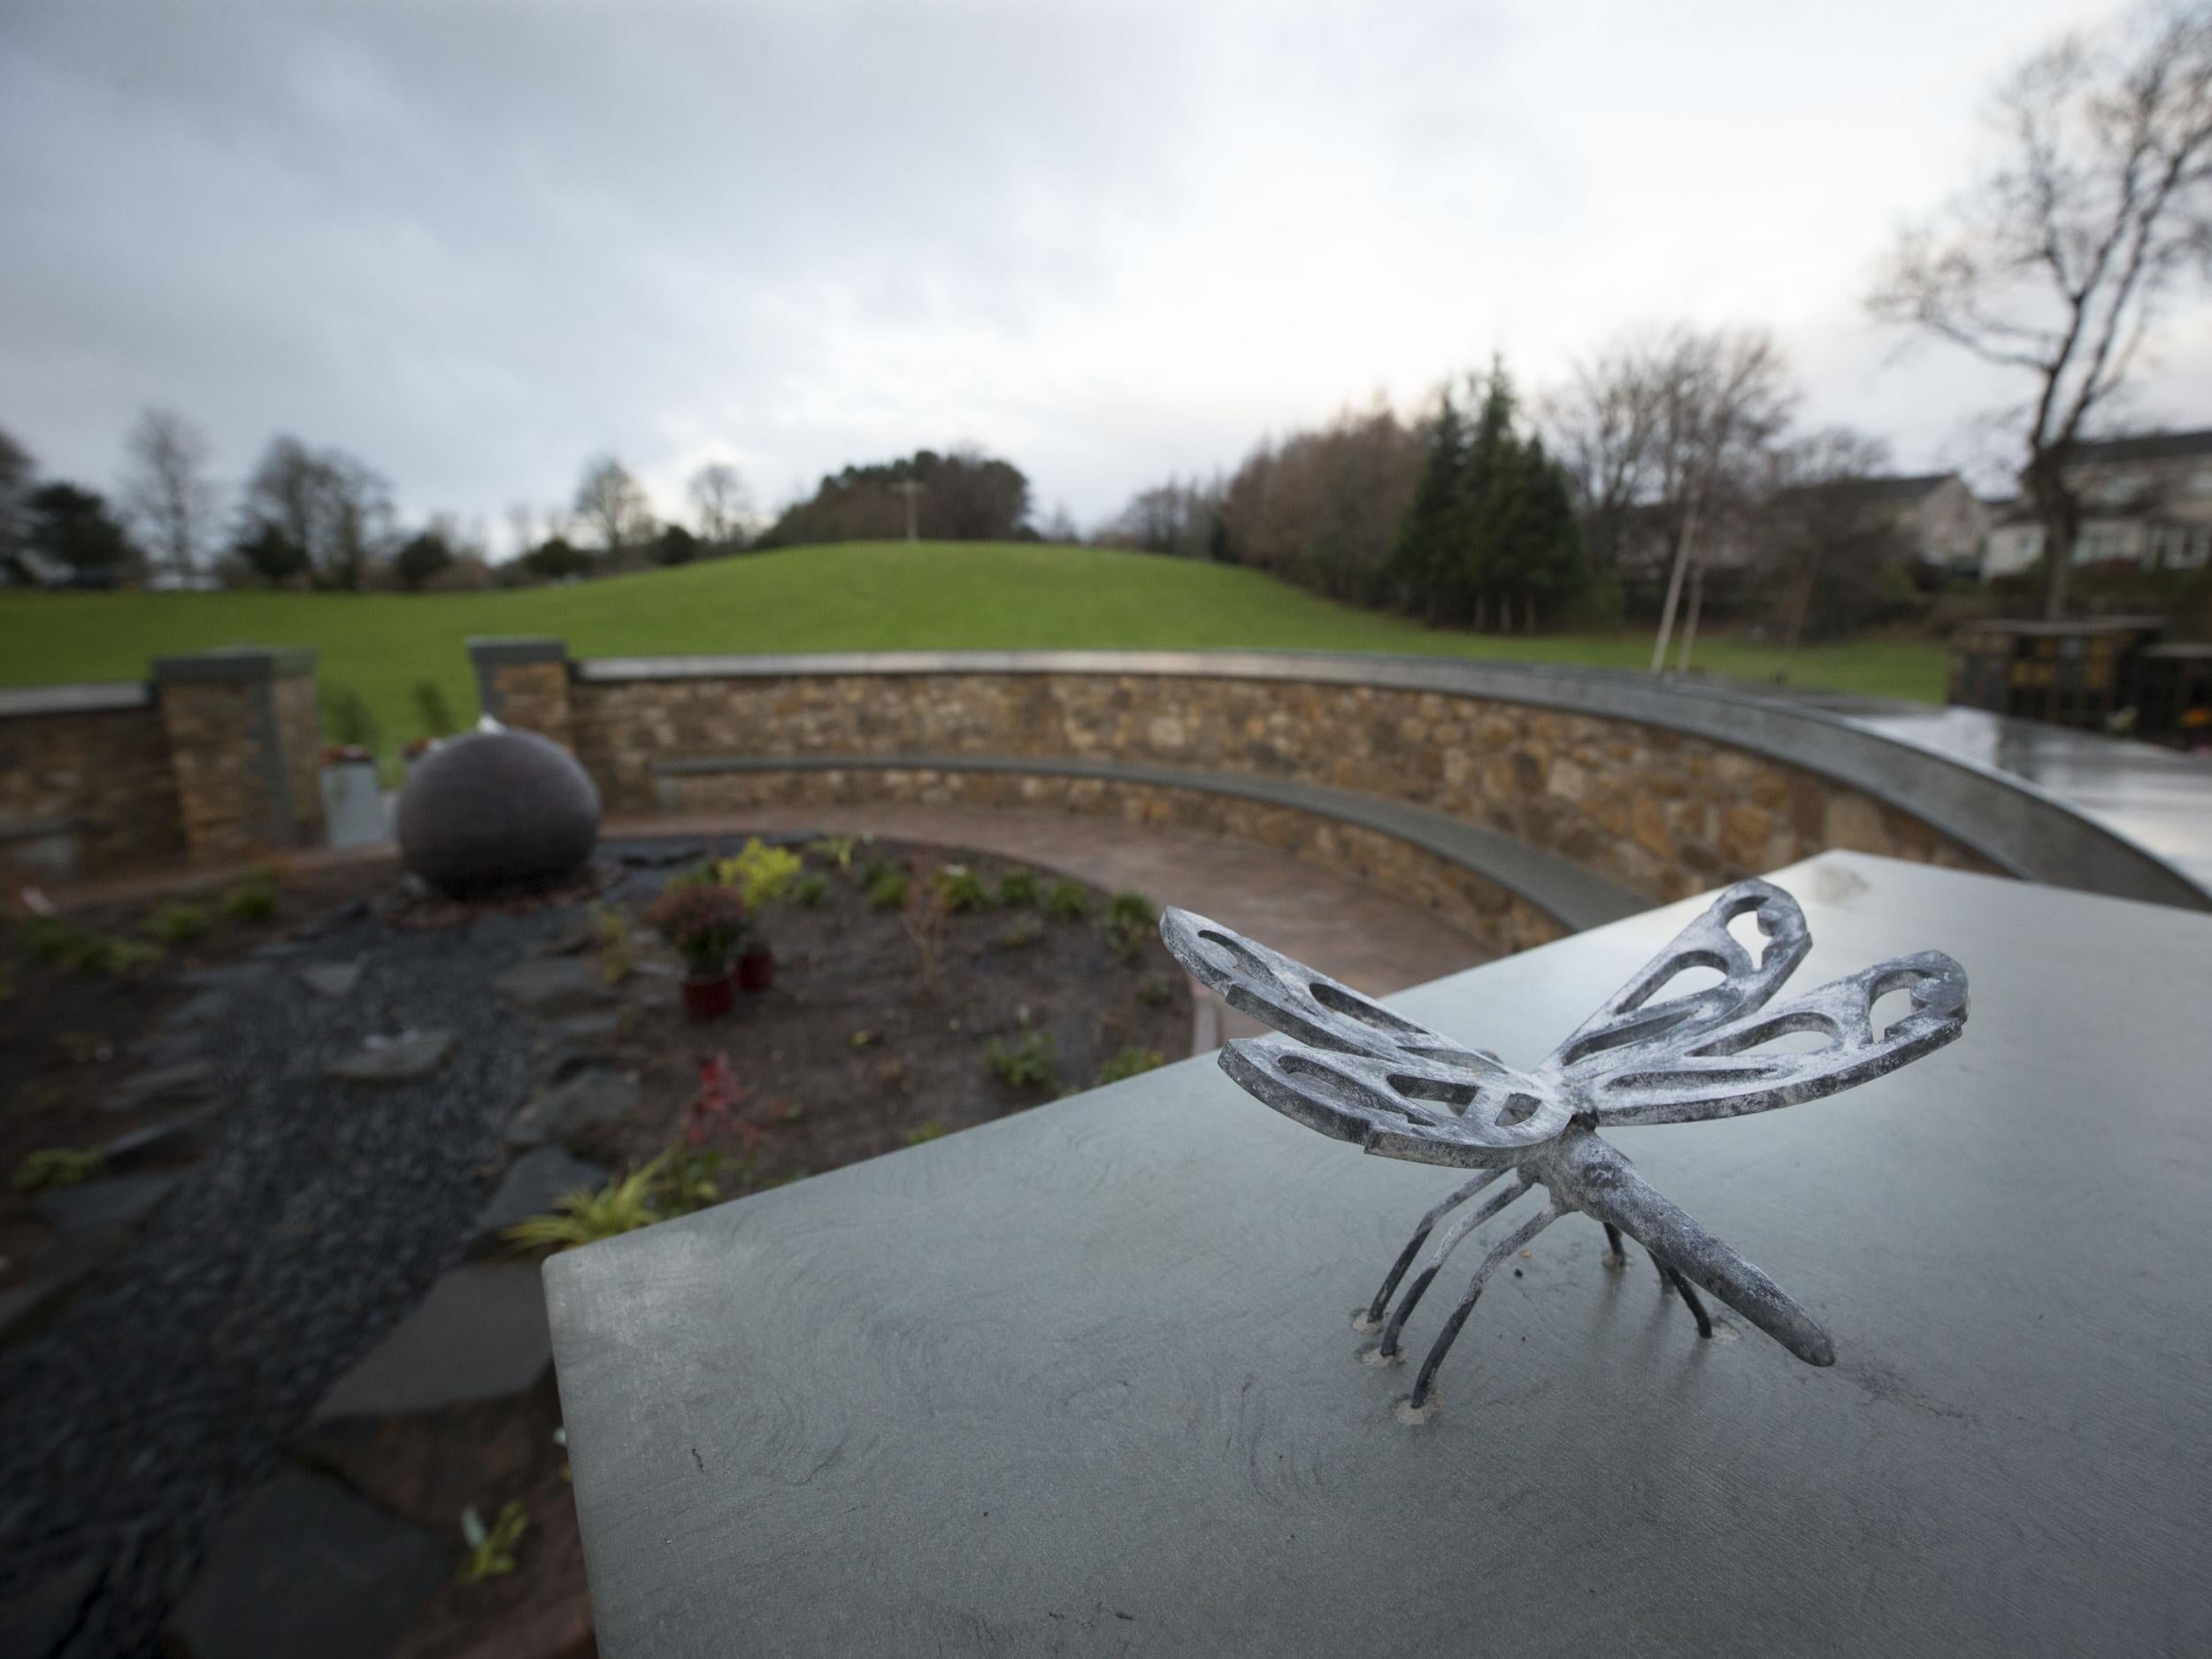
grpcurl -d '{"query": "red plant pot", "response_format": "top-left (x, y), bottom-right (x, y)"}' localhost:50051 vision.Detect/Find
top-left (736, 945), bottom-right (776, 992)
top-left (682, 970), bottom-right (735, 1021)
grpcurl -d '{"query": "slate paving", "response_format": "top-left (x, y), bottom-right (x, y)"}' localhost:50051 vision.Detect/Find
top-left (32, 1172), bottom-right (180, 1234)
top-left (475, 1148), bottom-right (607, 1241)
top-left (165, 1467), bottom-right (449, 1659)
top-left (491, 957), bottom-right (618, 1019)
top-left (312, 1263), bottom-right (556, 1421)
top-left (325, 1029), bottom-right (457, 1084)
top-left (296, 960), bottom-right (365, 999)
top-left (0, 901), bottom-right (548, 1658)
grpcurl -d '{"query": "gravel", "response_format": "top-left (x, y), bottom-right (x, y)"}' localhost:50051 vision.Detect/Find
top-left (0, 900), bottom-right (555, 1658)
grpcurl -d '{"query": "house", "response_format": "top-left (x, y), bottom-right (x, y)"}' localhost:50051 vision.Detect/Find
top-left (1788, 472), bottom-right (1986, 573)
top-left (1978, 428), bottom-right (2212, 581)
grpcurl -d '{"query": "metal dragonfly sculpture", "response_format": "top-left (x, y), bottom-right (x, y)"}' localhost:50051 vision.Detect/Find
top-left (1159, 878), bottom-right (1968, 1417)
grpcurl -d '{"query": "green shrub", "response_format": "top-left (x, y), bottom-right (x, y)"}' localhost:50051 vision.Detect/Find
top-left (719, 838), bottom-right (804, 908)
top-left (221, 875), bottom-right (279, 923)
top-left (22, 915), bottom-right (89, 964)
top-left (902, 1119), bottom-right (949, 1146)
top-left (411, 678), bottom-right (457, 740)
top-left (144, 901), bottom-right (209, 946)
top-left (859, 855), bottom-right (899, 889)
top-left (805, 836), bottom-right (857, 871)
top-left (503, 1155), bottom-right (670, 1252)
top-left (1043, 878), bottom-right (1090, 921)
top-left (792, 872), bottom-right (829, 908)
top-left (1107, 890), bottom-right (1156, 929)
top-left (866, 869), bottom-right (910, 910)
top-left (1095, 1047), bottom-right (1167, 1086)
top-left (27, 922), bottom-right (161, 977)
top-left (15, 1147), bottom-right (104, 1192)
top-left (1134, 971), bottom-right (1172, 1008)
top-left (319, 682), bottom-right (381, 753)
top-left (933, 864), bottom-right (990, 913)
top-left (995, 867), bottom-right (1041, 907)
top-left (982, 1029), bottom-right (1057, 1091)
top-left (997, 913), bottom-right (1044, 949)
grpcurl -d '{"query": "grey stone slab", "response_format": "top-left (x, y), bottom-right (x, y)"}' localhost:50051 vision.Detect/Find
top-left (476, 1148), bottom-right (608, 1240)
top-left (166, 1465), bottom-right (446, 1659)
top-left (504, 1067), bottom-right (637, 1148)
top-left (160, 988), bottom-right (234, 1031)
top-left (315, 1262), bottom-right (553, 1419)
top-left (34, 1171), bottom-right (180, 1233)
top-left (325, 1029), bottom-right (456, 1085)
top-left (492, 956), bottom-right (618, 1018)
top-left (548, 851), bottom-right (2212, 1658)
top-left (100, 1106), bottom-right (218, 1171)
top-left (0, 1553), bottom-right (98, 1659)
top-left (296, 959), bottom-right (365, 998)
top-left (104, 1058), bottom-right (213, 1113)
top-left (0, 1228), bottom-right (125, 1346)
top-left (128, 1027), bottom-right (204, 1069)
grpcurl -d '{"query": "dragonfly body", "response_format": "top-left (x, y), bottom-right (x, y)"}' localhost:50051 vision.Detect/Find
top-left (1160, 878), bottom-right (1964, 1414)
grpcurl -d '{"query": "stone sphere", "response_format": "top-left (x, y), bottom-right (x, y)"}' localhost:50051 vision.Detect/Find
top-left (397, 729), bottom-right (602, 897)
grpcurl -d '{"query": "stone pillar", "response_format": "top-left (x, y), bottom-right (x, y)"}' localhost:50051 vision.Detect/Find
top-left (468, 637), bottom-right (574, 749)
top-left (151, 648), bottom-right (325, 863)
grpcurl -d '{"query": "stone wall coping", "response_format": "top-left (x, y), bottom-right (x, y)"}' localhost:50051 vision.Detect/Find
top-left (466, 636), bottom-right (571, 666)
top-left (0, 681), bottom-right (151, 718)
top-left (654, 750), bottom-right (1649, 933)
top-left (577, 646), bottom-right (2210, 911)
top-left (150, 647), bottom-right (319, 685)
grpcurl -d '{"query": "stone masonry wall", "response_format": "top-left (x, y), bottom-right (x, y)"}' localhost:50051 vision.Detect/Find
top-left (663, 764), bottom-right (1569, 956)
top-left (485, 662), bottom-right (574, 750)
top-left (0, 703), bottom-right (185, 874)
top-left (271, 671), bottom-right (327, 845)
top-left (155, 680), bottom-right (272, 864)
top-left (572, 671), bottom-right (1998, 905)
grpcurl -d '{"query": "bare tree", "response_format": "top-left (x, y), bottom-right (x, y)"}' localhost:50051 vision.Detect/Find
top-left (0, 426), bottom-right (32, 569)
top-left (504, 503), bottom-right (538, 562)
top-left (1870, 2), bottom-right (2212, 618)
top-left (687, 460), bottom-right (751, 547)
top-left (1755, 429), bottom-right (1904, 654)
top-left (573, 457), bottom-right (655, 560)
top-left (120, 409), bottom-right (218, 580)
top-left (1544, 348), bottom-right (1663, 578)
top-left (239, 435), bottom-right (393, 588)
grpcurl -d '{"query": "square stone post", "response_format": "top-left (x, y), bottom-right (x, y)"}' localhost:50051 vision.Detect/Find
top-left (468, 637), bottom-right (573, 749)
top-left (151, 648), bottom-right (325, 863)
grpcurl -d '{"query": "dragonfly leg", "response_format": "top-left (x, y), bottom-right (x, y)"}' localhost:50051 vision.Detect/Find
top-left (1658, 1260), bottom-right (1714, 1338)
top-left (1601, 1222), bottom-right (1627, 1267)
top-left (1373, 1175), bottom-right (1533, 1359)
top-left (1409, 1201), bottom-right (1567, 1410)
top-left (1359, 1168), bottom-right (1512, 1330)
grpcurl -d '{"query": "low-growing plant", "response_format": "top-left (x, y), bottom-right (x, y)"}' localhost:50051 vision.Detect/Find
top-left (411, 678), bottom-right (457, 740)
top-left (687, 1052), bottom-right (755, 1149)
top-left (221, 874), bottom-right (279, 923)
top-left (22, 915), bottom-right (93, 965)
top-left (24, 919), bottom-right (160, 977)
top-left (663, 1147), bottom-right (732, 1214)
top-left (933, 864), bottom-right (990, 913)
top-left (1043, 878), bottom-right (1090, 921)
top-left (144, 901), bottom-right (209, 946)
top-left (792, 872), bottom-right (829, 907)
top-left (866, 869), bottom-right (910, 910)
top-left (645, 881), bottom-right (749, 977)
top-left (1096, 1047), bottom-right (1168, 1086)
top-left (849, 1029), bottom-right (879, 1049)
top-left (1134, 971), bottom-right (1172, 1008)
top-left (15, 1147), bottom-right (104, 1192)
top-left (457, 1502), bottom-right (528, 1584)
top-left (805, 836), bottom-right (857, 872)
top-left (997, 913), bottom-right (1044, 949)
top-left (719, 837), bottom-right (805, 908)
top-left (982, 1029), bottom-right (1057, 1091)
top-left (101, 939), bottom-right (163, 977)
top-left (592, 904), bottom-right (637, 984)
top-left (502, 1154), bottom-right (671, 1252)
top-left (902, 1119), bottom-right (949, 1146)
top-left (995, 867), bottom-right (1041, 908)
top-left (858, 855), bottom-right (898, 889)
top-left (1104, 889), bottom-right (1158, 962)
top-left (319, 683), bottom-right (381, 755)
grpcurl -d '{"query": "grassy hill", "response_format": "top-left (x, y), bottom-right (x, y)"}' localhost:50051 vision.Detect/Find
top-left (0, 541), bottom-right (1945, 752)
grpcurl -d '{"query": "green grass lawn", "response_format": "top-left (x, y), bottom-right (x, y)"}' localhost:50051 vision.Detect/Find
top-left (0, 541), bottom-right (1945, 753)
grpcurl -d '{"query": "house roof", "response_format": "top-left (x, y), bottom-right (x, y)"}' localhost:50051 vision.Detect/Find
top-left (2070, 428), bottom-right (2212, 466)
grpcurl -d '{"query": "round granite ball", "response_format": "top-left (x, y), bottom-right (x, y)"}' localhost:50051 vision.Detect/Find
top-left (396, 729), bottom-right (602, 897)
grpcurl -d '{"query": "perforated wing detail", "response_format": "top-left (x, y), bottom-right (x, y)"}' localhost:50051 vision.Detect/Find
top-left (1543, 879), bottom-right (1811, 1082)
top-left (1580, 950), bottom-right (1968, 1125)
top-left (1161, 906), bottom-right (1570, 1167)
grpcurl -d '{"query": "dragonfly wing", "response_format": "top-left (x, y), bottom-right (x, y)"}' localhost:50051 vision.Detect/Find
top-left (1160, 906), bottom-right (1568, 1166)
top-left (1582, 949), bottom-right (1968, 1125)
top-left (1545, 879), bottom-right (1811, 1079)
top-left (1221, 1035), bottom-right (1571, 1168)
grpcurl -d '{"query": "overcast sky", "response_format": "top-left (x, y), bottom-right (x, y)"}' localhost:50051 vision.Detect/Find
top-left (4, 0), bottom-right (2205, 551)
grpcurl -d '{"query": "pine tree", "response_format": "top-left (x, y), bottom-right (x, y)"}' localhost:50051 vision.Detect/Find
top-left (1389, 392), bottom-right (1465, 622)
top-left (1457, 363), bottom-right (1521, 630)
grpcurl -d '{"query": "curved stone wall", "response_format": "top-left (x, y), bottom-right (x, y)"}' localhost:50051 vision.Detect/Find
top-left (565, 660), bottom-right (1995, 909)
top-left (452, 643), bottom-right (2212, 924)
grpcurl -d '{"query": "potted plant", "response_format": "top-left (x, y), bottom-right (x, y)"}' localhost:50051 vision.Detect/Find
top-left (646, 882), bottom-right (749, 1020)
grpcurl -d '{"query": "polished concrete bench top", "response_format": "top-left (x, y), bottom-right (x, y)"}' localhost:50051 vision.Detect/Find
top-left (652, 749), bottom-right (1647, 933)
top-left (546, 852), bottom-right (2212, 1656)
